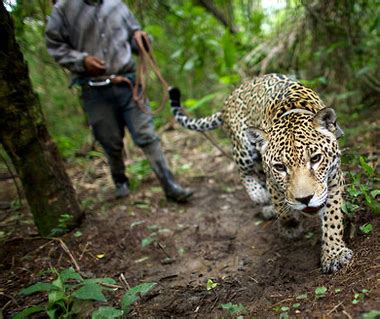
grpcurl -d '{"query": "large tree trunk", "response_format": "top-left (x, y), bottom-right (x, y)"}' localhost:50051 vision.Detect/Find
top-left (0, 2), bottom-right (83, 236)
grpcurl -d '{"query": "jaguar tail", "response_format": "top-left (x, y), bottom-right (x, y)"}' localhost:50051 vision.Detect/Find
top-left (168, 87), bottom-right (223, 132)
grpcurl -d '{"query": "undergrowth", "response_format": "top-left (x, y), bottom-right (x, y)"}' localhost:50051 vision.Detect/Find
top-left (14, 268), bottom-right (156, 319)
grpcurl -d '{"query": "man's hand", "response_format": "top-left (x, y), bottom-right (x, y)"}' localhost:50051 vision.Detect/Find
top-left (133, 30), bottom-right (151, 52)
top-left (83, 56), bottom-right (106, 76)
top-left (110, 75), bottom-right (133, 85)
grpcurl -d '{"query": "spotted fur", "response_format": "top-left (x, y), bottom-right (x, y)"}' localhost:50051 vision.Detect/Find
top-left (169, 74), bottom-right (352, 273)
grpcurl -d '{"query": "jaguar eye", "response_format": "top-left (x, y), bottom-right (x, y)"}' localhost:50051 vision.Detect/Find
top-left (273, 163), bottom-right (287, 173)
top-left (310, 154), bottom-right (322, 164)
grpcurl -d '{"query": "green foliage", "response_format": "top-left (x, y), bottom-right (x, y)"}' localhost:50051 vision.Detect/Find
top-left (272, 305), bottom-right (291, 318)
top-left (127, 159), bottom-right (153, 191)
top-left (10, 0), bottom-right (379, 165)
top-left (221, 302), bottom-right (247, 315)
top-left (72, 283), bottom-right (107, 302)
top-left (352, 289), bottom-right (369, 305)
top-left (184, 93), bottom-right (218, 112)
top-left (120, 282), bottom-right (157, 313)
top-left (314, 286), bottom-right (327, 299)
top-left (343, 156), bottom-right (379, 216)
top-left (272, 302), bottom-right (302, 318)
top-left (20, 282), bottom-right (60, 295)
top-left (296, 293), bottom-right (308, 300)
top-left (14, 267), bottom-right (156, 318)
top-left (362, 310), bottom-right (380, 319)
top-left (50, 214), bottom-right (74, 236)
top-left (206, 278), bottom-right (219, 291)
top-left (12, 11), bottom-right (87, 159)
top-left (141, 235), bottom-right (156, 248)
top-left (13, 305), bottom-right (46, 319)
top-left (359, 223), bottom-right (373, 234)
top-left (92, 307), bottom-right (124, 319)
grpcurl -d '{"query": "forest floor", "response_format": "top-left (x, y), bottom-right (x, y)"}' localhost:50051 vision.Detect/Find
top-left (0, 127), bottom-right (379, 318)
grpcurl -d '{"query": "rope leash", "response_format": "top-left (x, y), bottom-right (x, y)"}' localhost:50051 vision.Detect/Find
top-left (133, 32), bottom-right (233, 160)
top-left (133, 32), bottom-right (169, 115)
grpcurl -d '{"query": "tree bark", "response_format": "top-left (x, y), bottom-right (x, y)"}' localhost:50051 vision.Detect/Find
top-left (0, 2), bottom-right (83, 236)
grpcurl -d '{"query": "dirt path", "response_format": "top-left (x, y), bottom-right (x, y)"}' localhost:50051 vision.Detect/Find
top-left (0, 130), bottom-right (379, 318)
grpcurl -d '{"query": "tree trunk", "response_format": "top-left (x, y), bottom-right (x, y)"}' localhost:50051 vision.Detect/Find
top-left (0, 2), bottom-right (83, 236)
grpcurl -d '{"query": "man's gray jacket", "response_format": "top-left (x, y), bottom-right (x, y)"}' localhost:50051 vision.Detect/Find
top-left (45, 0), bottom-right (141, 78)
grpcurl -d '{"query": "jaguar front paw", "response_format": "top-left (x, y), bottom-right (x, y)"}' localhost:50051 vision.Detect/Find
top-left (261, 205), bottom-right (276, 220)
top-left (321, 247), bottom-right (353, 273)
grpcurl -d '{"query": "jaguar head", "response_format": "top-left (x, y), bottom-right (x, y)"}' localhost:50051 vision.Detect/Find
top-left (248, 108), bottom-right (342, 213)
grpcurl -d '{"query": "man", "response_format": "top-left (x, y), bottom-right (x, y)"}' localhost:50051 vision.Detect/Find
top-left (45, 0), bottom-right (193, 202)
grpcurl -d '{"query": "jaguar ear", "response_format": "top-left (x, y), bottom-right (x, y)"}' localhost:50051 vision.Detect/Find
top-left (313, 108), bottom-right (344, 139)
top-left (246, 128), bottom-right (268, 153)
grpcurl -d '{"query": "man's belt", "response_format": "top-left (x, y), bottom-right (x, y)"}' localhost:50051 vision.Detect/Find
top-left (75, 73), bottom-right (135, 88)
top-left (88, 76), bottom-right (114, 87)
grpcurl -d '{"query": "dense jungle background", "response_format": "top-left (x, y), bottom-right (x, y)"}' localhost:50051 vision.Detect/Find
top-left (0, 0), bottom-right (379, 318)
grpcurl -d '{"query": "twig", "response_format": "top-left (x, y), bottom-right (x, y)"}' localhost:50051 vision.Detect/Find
top-left (120, 273), bottom-right (142, 317)
top-left (326, 301), bottom-right (343, 315)
top-left (248, 275), bottom-right (258, 283)
top-left (57, 238), bottom-right (80, 273)
top-left (156, 241), bottom-right (171, 259)
top-left (210, 294), bottom-right (220, 311)
top-left (0, 293), bottom-right (18, 309)
top-left (99, 282), bottom-right (123, 289)
top-left (342, 310), bottom-right (353, 319)
top-left (79, 241), bottom-right (89, 260)
top-left (120, 273), bottom-right (131, 289)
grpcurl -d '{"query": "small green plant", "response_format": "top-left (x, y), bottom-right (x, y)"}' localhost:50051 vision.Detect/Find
top-left (127, 159), bottom-right (153, 191)
top-left (272, 305), bottom-right (290, 318)
top-left (362, 310), bottom-right (380, 319)
top-left (141, 235), bottom-right (156, 248)
top-left (359, 223), bottom-right (373, 234)
top-left (315, 286), bottom-right (328, 299)
top-left (206, 279), bottom-right (219, 291)
top-left (50, 214), bottom-right (74, 236)
top-left (14, 268), bottom-right (156, 319)
top-left (352, 289), bottom-right (369, 305)
top-left (73, 230), bottom-right (82, 238)
top-left (120, 282), bottom-right (157, 313)
top-left (140, 224), bottom-right (160, 248)
top-left (272, 303), bottom-right (301, 319)
top-left (139, 224), bottom-right (172, 249)
top-left (81, 197), bottom-right (97, 210)
top-left (221, 302), bottom-right (247, 315)
top-left (296, 293), bottom-right (308, 300)
top-left (292, 303), bottom-right (301, 309)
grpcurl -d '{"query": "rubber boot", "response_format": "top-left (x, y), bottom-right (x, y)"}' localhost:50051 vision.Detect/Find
top-left (142, 142), bottom-right (193, 202)
top-left (115, 182), bottom-right (129, 198)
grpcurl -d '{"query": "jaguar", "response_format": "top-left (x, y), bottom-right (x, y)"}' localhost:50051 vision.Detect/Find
top-left (169, 74), bottom-right (353, 273)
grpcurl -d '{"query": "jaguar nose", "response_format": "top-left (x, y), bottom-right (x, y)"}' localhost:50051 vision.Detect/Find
top-left (295, 195), bottom-right (313, 205)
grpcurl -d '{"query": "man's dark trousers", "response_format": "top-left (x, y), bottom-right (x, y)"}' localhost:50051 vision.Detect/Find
top-left (81, 82), bottom-right (159, 185)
